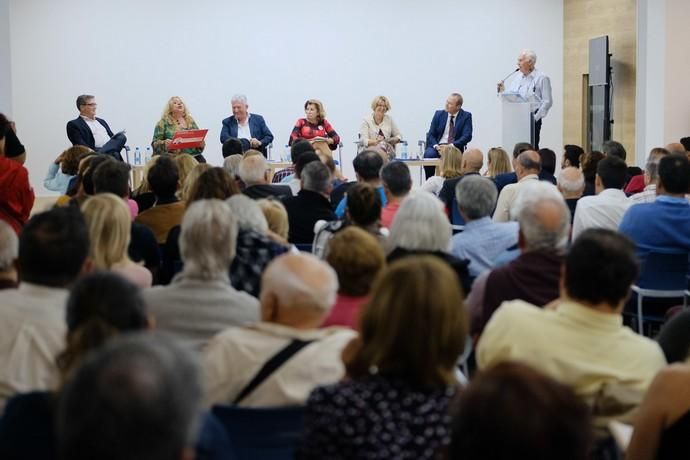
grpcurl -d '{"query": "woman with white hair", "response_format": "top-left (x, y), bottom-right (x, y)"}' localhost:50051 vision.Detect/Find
top-left (386, 191), bottom-right (471, 294)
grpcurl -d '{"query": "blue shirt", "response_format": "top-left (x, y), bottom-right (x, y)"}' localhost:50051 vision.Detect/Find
top-left (619, 195), bottom-right (690, 264)
top-left (450, 216), bottom-right (519, 277)
top-left (334, 185), bottom-right (387, 218)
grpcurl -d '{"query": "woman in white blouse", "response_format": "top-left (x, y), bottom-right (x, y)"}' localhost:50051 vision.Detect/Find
top-left (359, 96), bottom-right (402, 151)
top-left (421, 145), bottom-right (463, 196)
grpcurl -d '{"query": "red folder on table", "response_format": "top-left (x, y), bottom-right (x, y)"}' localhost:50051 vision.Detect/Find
top-left (169, 129), bottom-right (208, 150)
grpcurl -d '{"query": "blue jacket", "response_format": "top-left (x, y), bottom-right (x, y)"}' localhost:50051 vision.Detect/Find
top-left (66, 116), bottom-right (114, 150)
top-left (426, 109), bottom-right (472, 151)
top-left (220, 114), bottom-right (274, 153)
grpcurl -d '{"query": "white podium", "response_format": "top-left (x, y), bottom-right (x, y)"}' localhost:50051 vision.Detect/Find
top-left (500, 92), bottom-right (537, 150)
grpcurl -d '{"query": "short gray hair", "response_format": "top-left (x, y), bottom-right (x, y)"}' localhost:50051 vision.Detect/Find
top-left (387, 191), bottom-right (451, 252)
top-left (512, 182), bottom-right (570, 252)
top-left (230, 94), bottom-right (247, 105)
top-left (558, 167), bottom-right (585, 194)
top-left (261, 253), bottom-right (338, 312)
top-left (520, 49), bottom-right (537, 65)
top-left (517, 151), bottom-right (541, 172)
top-left (456, 176), bottom-right (498, 220)
top-left (225, 194), bottom-right (268, 233)
top-left (301, 161), bottom-right (332, 193)
top-left (223, 154), bottom-right (243, 178)
top-left (180, 199), bottom-right (237, 280)
top-left (238, 155), bottom-right (267, 184)
top-left (0, 220), bottom-right (18, 272)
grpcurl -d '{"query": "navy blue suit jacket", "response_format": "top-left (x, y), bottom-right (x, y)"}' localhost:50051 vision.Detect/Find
top-left (426, 109), bottom-right (473, 152)
top-left (66, 116), bottom-right (114, 150)
top-left (220, 114), bottom-right (274, 154)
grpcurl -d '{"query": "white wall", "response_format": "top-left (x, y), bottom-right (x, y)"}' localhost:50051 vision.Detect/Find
top-left (663, 0), bottom-right (690, 145)
top-left (0, 0), bottom-right (11, 115)
top-left (9, 0), bottom-right (563, 194)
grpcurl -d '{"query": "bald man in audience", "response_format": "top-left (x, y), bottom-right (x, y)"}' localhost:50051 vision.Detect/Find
top-left (438, 148), bottom-right (483, 213)
top-left (665, 142), bottom-right (686, 156)
top-left (467, 182), bottom-right (569, 336)
top-left (558, 167), bottom-right (585, 224)
top-left (203, 253), bottom-right (356, 407)
top-left (493, 150), bottom-right (541, 222)
top-left (240, 154), bottom-right (292, 200)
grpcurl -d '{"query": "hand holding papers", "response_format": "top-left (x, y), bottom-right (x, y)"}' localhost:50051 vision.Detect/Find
top-left (169, 129), bottom-right (208, 150)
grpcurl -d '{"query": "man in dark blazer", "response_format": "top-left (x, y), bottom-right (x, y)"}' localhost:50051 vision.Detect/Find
top-left (66, 94), bottom-right (126, 161)
top-left (424, 92), bottom-right (473, 178)
top-left (220, 94), bottom-right (274, 156)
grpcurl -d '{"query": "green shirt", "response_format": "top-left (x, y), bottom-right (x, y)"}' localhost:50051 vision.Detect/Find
top-left (151, 117), bottom-right (204, 157)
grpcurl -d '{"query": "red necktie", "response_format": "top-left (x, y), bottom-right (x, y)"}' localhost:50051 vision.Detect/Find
top-left (448, 115), bottom-right (455, 144)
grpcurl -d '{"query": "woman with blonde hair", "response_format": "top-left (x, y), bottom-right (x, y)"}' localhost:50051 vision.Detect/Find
top-left (257, 198), bottom-right (290, 242)
top-left (151, 96), bottom-right (206, 161)
top-left (289, 99), bottom-right (340, 158)
top-left (299, 256), bottom-right (468, 459)
top-left (359, 95), bottom-right (402, 152)
top-left (81, 193), bottom-right (152, 288)
top-left (421, 144), bottom-right (464, 195)
top-left (178, 158), bottom-right (207, 202)
top-left (485, 147), bottom-right (512, 178)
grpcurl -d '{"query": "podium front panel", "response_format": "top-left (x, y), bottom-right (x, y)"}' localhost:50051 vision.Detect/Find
top-left (501, 99), bottom-right (533, 152)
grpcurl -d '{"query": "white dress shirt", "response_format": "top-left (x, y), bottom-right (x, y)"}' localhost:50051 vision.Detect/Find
top-left (506, 69), bottom-right (553, 121)
top-left (439, 111), bottom-right (459, 145)
top-left (572, 188), bottom-right (631, 240)
top-left (81, 116), bottom-right (110, 148)
top-left (237, 114), bottom-right (252, 140)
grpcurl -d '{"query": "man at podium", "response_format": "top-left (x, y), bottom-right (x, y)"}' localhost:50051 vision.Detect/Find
top-left (497, 50), bottom-right (552, 149)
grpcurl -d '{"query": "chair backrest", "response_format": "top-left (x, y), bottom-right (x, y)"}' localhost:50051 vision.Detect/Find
top-left (636, 251), bottom-right (690, 290)
top-left (449, 194), bottom-right (466, 226)
top-left (210, 405), bottom-right (305, 460)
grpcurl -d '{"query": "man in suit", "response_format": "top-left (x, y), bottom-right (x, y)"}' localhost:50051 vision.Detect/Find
top-left (424, 92), bottom-right (473, 178)
top-left (220, 94), bottom-right (274, 156)
top-left (66, 94), bottom-right (126, 161)
top-left (239, 154), bottom-right (292, 200)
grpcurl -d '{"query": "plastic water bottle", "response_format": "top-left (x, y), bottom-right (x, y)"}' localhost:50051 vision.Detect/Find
top-left (401, 141), bottom-right (408, 160)
top-left (144, 147), bottom-right (152, 163)
top-left (283, 144), bottom-right (290, 162)
top-left (133, 147), bottom-right (141, 165)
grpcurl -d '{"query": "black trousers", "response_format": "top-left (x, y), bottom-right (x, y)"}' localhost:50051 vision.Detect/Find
top-left (534, 118), bottom-right (542, 150)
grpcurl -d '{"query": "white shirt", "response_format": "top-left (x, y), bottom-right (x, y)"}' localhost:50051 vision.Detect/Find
top-left (81, 115), bottom-right (110, 148)
top-left (420, 175), bottom-right (446, 196)
top-left (506, 69), bottom-right (553, 121)
top-left (237, 114), bottom-right (252, 140)
top-left (572, 188), bottom-right (630, 240)
top-left (0, 283), bottom-right (69, 408)
top-left (439, 111), bottom-right (460, 145)
top-left (493, 174), bottom-right (539, 222)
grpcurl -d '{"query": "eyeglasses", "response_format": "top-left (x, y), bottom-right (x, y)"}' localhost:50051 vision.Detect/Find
top-left (84, 103), bottom-right (97, 106)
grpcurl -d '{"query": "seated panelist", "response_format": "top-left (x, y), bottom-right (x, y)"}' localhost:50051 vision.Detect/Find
top-left (151, 96), bottom-right (206, 162)
top-left (66, 94), bottom-right (127, 161)
top-left (358, 95), bottom-right (402, 152)
top-left (289, 99), bottom-right (340, 158)
top-left (424, 92), bottom-right (472, 178)
top-left (219, 94), bottom-right (274, 157)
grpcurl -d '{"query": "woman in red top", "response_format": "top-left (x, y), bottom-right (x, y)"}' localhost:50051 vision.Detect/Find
top-left (289, 99), bottom-right (340, 158)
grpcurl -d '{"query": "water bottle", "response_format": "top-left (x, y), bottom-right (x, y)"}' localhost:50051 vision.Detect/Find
top-left (283, 144), bottom-right (290, 163)
top-left (401, 141), bottom-right (408, 160)
top-left (133, 147), bottom-right (141, 165)
top-left (144, 146), bottom-right (152, 163)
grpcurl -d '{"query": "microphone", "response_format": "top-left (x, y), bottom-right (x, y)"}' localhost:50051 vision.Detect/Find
top-left (497, 68), bottom-right (519, 94)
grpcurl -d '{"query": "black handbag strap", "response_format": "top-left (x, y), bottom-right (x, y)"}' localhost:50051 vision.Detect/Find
top-left (233, 338), bottom-right (315, 405)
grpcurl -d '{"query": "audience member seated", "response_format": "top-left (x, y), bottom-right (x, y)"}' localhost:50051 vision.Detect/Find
top-left (313, 182), bottom-right (387, 258)
top-left (135, 154), bottom-right (186, 244)
top-left (282, 150), bottom-right (320, 196)
top-left (620, 154), bottom-right (690, 267)
top-left (226, 195), bottom-right (291, 297)
top-left (0, 207), bottom-right (89, 407)
top-left (421, 145), bottom-right (463, 196)
top-left (43, 145), bottom-right (91, 193)
top-left (299, 257), bottom-right (467, 459)
top-left (656, 309), bottom-right (690, 363)
top-left (222, 138), bottom-right (245, 158)
top-left (438, 148), bottom-right (484, 215)
top-left (558, 166), bottom-right (585, 224)
top-left (145, 200), bottom-right (259, 351)
top-left (334, 149), bottom-right (386, 218)
top-left (240, 154), bottom-right (292, 200)
top-left (176, 154), bottom-right (203, 201)
top-left (81, 194), bottom-right (152, 288)
top-left (572, 155), bottom-right (630, 240)
top-left (65, 94), bottom-right (126, 160)
top-left (483, 146), bottom-right (511, 179)
top-left (58, 332), bottom-right (206, 460)
top-left (493, 150), bottom-right (541, 222)
top-left (386, 192), bottom-right (471, 294)
top-left (321, 227), bottom-right (385, 329)
top-left (448, 362), bottom-right (592, 460)
top-left (222, 153), bottom-right (243, 179)
top-left (628, 147), bottom-right (670, 203)
top-left (151, 96), bottom-right (206, 161)
top-left (562, 143), bottom-right (584, 169)
top-left (130, 155), bottom-right (161, 212)
top-left (0, 220), bottom-right (18, 290)
top-left (380, 160), bottom-right (412, 228)
top-left (581, 150), bottom-right (605, 196)
top-left (0, 114), bottom-right (26, 164)
top-left (54, 151), bottom-right (97, 206)
top-left (273, 139), bottom-right (315, 184)
top-left (450, 175), bottom-right (519, 277)
top-left (68, 154), bottom-right (111, 208)
top-left (493, 141), bottom-right (533, 193)
top-left (257, 198), bottom-right (290, 243)
top-left (537, 147), bottom-right (558, 184)
top-left (283, 161), bottom-right (336, 244)
top-left (602, 139), bottom-right (638, 187)
top-left (0, 272), bottom-right (150, 459)
top-left (477, 229), bottom-right (667, 434)
top-left (628, 364), bottom-right (690, 460)
top-left (0, 114), bottom-right (34, 234)
top-left (203, 253), bottom-right (356, 407)
top-left (467, 181), bottom-right (569, 336)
